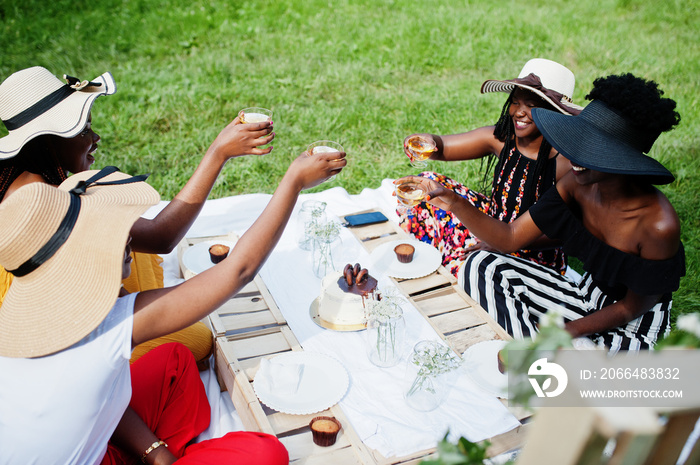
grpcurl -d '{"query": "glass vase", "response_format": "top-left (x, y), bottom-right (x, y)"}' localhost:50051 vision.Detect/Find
top-left (296, 200), bottom-right (327, 251)
top-left (403, 340), bottom-right (461, 412)
top-left (366, 310), bottom-right (406, 368)
top-left (311, 234), bottom-right (338, 278)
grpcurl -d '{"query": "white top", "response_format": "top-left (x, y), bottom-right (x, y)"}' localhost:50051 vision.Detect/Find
top-left (0, 293), bottom-right (135, 465)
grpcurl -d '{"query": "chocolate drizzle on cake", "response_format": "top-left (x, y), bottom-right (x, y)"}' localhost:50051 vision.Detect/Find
top-left (338, 263), bottom-right (378, 303)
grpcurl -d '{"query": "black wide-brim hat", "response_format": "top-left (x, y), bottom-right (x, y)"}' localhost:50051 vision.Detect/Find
top-left (532, 100), bottom-right (674, 185)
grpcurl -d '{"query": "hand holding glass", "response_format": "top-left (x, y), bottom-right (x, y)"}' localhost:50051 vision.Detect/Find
top-left (405, 135), bottom-right (436, 169)
top-left (395, 179), bottom-right (426, 214)
top-left (308, 140), bottom-right (344, 182)
top-left (240, 107), bottom-right (273, 124)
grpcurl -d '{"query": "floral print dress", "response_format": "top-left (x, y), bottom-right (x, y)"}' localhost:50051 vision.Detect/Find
top-left (398, 145), bottom-right (566, 276)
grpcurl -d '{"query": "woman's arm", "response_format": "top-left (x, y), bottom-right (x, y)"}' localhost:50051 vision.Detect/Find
top-left (403, 126), bottom-right (504, 163)
top-left (401, 175), bottom-right (544, 252)
top-left (110, 407), bottom-right (177, 465)
top-left (565, 290), bottom-right (662, 338)
top-left (131, 150), bottom-right (344, 345)
top-left (129, 117), bottom-right (274, 254)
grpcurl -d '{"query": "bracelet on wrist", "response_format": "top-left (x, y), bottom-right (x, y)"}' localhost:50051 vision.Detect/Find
top-left (141, 440), bottom-right (167, 463)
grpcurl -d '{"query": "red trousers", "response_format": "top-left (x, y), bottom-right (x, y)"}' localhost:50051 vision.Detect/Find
top-left (103, 343), bottom-right (288, 464)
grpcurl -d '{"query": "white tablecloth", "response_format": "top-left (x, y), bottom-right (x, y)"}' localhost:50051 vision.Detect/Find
top-left (157, 179), bottom-right (520, 459)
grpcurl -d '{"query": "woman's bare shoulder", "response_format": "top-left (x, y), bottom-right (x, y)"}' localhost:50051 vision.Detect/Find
top-left (2, 172), bottom-right (47, 202)
top-left (641, 189), bottom-right (681, 259)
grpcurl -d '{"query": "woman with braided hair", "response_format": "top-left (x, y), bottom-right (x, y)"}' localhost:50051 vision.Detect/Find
top-left (399, 58), bottom-right (582, 276)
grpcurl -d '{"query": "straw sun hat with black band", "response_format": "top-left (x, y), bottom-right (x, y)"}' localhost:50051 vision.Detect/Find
top-left (0, 167), bottom-right (159, 358)
top-left (531, 100), bottom-right (675, 185)
top-left (0, 66), bottom-right (116, 159)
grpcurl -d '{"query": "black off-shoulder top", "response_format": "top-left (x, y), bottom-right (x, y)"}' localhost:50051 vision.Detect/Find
top-left (528, 188), bottom-right (685, 299)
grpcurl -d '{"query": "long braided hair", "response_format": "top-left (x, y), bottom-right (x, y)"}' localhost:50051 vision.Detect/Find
top-left (0, 135), bottom-right (67, 201)
top-left (480, 89), bottom-right (554, 207)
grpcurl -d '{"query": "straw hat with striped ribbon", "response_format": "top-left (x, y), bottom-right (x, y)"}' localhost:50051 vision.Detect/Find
top-left (0, 167), bottom-right (159, 358)
top-left (0, 66), bottom-right (116, 159)
top-left (481, 58), bottom-right (583, 115)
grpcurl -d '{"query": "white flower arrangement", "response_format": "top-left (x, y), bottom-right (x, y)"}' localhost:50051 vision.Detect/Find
top-left (307, 219), bottom-right (341, 243)
top-left (366, 292), bottom-right (404, 322)
top-left (406, 341), bottom-right (462, 397)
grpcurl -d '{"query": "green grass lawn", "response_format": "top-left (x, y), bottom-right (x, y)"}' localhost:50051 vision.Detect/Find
top-left (1, 0), bottom-right (698, 315)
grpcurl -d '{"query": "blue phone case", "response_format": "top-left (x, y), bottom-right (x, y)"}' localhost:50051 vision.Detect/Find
top-left (344, 211), bottom-right (389, 227)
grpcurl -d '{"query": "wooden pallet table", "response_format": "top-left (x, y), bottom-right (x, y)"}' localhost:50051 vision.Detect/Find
top-left (178, 234), bottom-right (378, 464)
top-left (177, 221), bottom-right (528, 463)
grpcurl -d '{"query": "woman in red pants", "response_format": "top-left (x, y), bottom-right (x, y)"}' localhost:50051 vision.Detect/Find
top-left (104, 343), bottom-right (287, 465)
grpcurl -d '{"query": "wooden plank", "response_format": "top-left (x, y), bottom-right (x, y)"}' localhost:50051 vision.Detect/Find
top-left (397, 273), bottom-right (452, 296)
top-left (215, 342), bottom-right (276, 435)
top-left (255, 274), bottom-right (287, 324)
top-left (268, 410), bottom-right (322, 436)
top-left (351, 222), bottom-right (397, 241)
top-left (451, 284), bottom-right (511, 341)
top-left (227, 331), bottom-right (296, 360)
top-left (644, 409), bottom-right (700, 465)
top-left (218, 311), bottom-right (278, 333)
top-left (413, 289), bottom-right (472, 316)
top-left (486, 423), bottom-right (530, 458)
top-left (208, 311), bottom-right (227, 338)
top-left (216, 296), bottom-right (270, 314)
top-left (431, 308), bottom-right (489, 335)
top-left (447, 324), bottom-right (502, 355)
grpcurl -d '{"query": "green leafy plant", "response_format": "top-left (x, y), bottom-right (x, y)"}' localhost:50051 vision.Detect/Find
top-left (420, 433), bottom-right (492, 465)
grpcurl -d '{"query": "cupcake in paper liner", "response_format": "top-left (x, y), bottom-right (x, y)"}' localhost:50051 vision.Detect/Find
top-left (309, 416), bottom-right (341, 446)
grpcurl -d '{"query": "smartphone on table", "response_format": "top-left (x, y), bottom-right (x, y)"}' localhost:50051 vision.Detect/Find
top-left (343, 211), bottom-right (389, 227)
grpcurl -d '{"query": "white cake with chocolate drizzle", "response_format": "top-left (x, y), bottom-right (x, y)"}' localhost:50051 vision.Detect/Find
top-left (318, 263), bottom-right (378, 326)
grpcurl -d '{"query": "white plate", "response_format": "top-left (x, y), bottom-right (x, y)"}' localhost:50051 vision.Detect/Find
top-left (463, 340), bottom-right (509, 398)
top-left (253, 351), bottom-right (350, 415)
top-left (181, 240), bottom-right (237, 275)
top-left (369, 239), bottom-right (441, 279)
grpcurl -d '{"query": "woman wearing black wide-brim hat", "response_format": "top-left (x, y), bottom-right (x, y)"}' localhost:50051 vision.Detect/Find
top-left (397, 74), bottom-right (684, 352)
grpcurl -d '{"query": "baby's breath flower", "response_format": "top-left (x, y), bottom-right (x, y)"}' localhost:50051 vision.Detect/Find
top-left (366, 291), bottom-right (404, 322)
top-left (308, 219), bottom-right (341, 242)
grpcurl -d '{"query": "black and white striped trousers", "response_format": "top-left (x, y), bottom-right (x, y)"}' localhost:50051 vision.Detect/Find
top-left (459, 250), bottom-right (671, 353)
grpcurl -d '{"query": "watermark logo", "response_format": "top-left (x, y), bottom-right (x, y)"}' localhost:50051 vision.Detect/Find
top-left (528, 357), bottom-right (568, 398)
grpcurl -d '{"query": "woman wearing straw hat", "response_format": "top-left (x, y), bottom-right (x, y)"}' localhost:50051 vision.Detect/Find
top-left (399, 58), bottom-right (583, 277)
top-left (0, 147), bottom-right (343, 463)
top-left (0, 66), bottom-right (277, 366)
top-left (397, 73), bottom-right (684, 352)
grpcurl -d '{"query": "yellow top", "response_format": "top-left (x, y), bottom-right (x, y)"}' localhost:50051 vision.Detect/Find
top-left (0, 252), bottom-right (212, 366)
